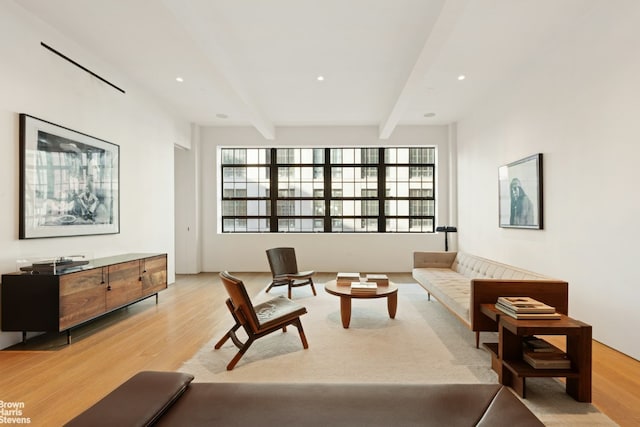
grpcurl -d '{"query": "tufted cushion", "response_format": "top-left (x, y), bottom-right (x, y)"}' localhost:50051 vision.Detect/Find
top-left (413, 268), bottom-right (471, 325)
top-left (413, 251), bottom-right (551, 325)
top-left (453, 252), bottom-right (548, 280)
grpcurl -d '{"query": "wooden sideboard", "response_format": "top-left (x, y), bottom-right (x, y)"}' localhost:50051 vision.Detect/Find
top-left (1, 253), bottom-right (167, 344)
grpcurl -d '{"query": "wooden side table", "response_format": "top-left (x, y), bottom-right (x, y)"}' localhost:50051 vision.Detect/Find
top-left (480, 304), bottom-right (592, 402)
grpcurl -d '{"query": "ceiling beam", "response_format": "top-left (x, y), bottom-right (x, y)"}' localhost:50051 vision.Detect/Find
top-left (378, 0), bottom-right (469, 139)
top-left (161, 0), bottom-right (275, 140)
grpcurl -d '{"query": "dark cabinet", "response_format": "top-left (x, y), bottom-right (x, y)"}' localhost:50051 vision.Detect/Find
top-left (1, 253), bottom-right (167, 343)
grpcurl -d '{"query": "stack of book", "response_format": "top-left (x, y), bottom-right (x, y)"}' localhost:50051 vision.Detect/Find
top-left (522, 336), bottom-right (556, 353)
top-left (495, 296), bottom-right (561, 320)
top-left (336, 272), bottom-right (361, 286)
top-left (521, 336), bottom-right (571, 369)
top-left (522, 350), bottom-right (571, 369)
top-left (350, 281), bottom-right (378, 294)
top-left (365, 274), bottom-right (389, 286)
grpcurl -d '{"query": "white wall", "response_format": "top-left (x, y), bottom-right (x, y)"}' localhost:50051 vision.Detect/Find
top-left (456, 2), bottom-right (640, 360)
top-left (195, 125), bottom-right (454, 273)
top-left (0, 2), bottom-right (188, 349)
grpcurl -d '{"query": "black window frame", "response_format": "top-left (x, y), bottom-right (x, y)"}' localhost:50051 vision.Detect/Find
top-left (220, 147), bottom-right (436, 233)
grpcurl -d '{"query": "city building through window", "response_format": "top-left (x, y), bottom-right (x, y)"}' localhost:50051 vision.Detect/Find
top-left (220, 147), bottom-right (435, 233)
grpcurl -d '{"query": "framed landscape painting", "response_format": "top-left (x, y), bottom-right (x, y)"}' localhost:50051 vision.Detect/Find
top-left (19, 114), bottom-right (120, 239)
top-left (498, 153), bottom-right (543, 229)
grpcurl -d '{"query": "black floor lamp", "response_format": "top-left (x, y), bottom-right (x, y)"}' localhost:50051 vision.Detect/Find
top-left (435, 226), bottom-right (457, 251)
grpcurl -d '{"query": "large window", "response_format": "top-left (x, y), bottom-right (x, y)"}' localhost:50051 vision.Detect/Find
top-left (220, 147), bottom-right (435, 233)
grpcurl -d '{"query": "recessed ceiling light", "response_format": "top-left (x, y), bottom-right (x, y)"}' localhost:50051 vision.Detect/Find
top-left (215, 113), bottom-right (228, 119)
top-left (457, 75), bottom-right (466, 81)
top-left (423, 112), bottom-right (436, 118)
top-left (176, 76), bottom-right (184, 82)
top-left (316, 75), bottom-right (325, 82)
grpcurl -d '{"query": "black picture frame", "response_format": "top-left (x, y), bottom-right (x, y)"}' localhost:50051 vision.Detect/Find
top-left (19, 114), bottom-right (120, 239)
top-left (498, 153), bottom-right (543, 229)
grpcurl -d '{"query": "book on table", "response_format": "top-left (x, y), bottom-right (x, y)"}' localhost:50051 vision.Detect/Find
top-left (350, 281), bottom-right (377, 294)
top-left (337, 272), bottom-right (361, 286)
top-left (522, 337), bottom-right (556, 353)
top-left (495, 296), bottom-right (560, 319)
top-left (522, 350), bottom-right (571, 369)
top-left (365, 274), bottom-right (389, 286)
top-left (496, 296), bottom-right (556, 313)
top-left (495, 305), bottom-right (561, 320)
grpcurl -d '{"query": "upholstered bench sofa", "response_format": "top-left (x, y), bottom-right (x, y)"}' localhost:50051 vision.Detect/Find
top-left (65, 371), bottom-right (544, 426)
top-left (413, 251), bottom-right (569, 347)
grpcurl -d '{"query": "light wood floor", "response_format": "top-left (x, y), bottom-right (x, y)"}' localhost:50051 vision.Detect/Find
top-left (1, 272), bottom-right (638, 426)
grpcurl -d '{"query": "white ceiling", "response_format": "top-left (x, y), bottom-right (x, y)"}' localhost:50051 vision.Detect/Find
top-left (16, 0), bottom-right (588, 139)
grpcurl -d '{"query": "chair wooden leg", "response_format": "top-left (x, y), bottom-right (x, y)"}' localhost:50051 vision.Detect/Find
top-left (218, 323), bottom-right (242, 350)
top-left (309, 278), bottom-right (317, 296)
top-left (294, 318), bottom-right (309, 349)
top-left (219, 320), bottom-right (307, 370)
top-left (215, 324), bottom-right (257, 370)
top-left (476, 331), bottom-right (480, 349)
top-left (227, 337), bottom-right (255, 370)
top-left (214, 332), bottom-right (231, 349)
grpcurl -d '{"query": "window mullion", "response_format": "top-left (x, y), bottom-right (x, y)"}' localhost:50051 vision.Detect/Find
top-left (378, 147), bottom-right (386, 232)
top-left (323, 148), bottom-right (331, 232)
top-left (269, 148), bottom-right (278, 232)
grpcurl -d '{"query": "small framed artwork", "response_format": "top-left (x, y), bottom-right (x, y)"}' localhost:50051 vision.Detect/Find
top-left (498, 153), bottom-right (543, 229)
top-left (19, 114), bottom-right (120, 239)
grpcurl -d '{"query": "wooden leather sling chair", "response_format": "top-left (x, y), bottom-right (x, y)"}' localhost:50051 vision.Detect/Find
top-left (214, 271), bottom-right (309, 370)
top-left (266, 247), bottom-right (317, 299)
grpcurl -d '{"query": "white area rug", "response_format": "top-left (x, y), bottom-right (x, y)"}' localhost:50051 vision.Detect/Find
top-left (181, 283), bottom-right (616, 426)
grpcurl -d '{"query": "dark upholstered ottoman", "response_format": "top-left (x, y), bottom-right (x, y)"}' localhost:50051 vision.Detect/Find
top-left (66, 371), bottom-right (543, 427)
